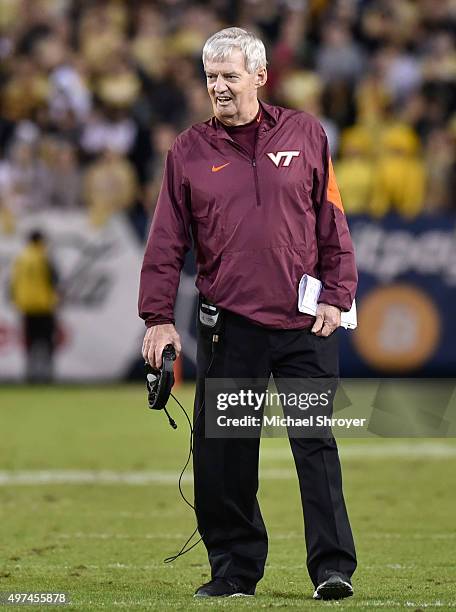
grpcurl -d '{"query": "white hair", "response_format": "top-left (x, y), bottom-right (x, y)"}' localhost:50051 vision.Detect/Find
top-left (202, 27), bottom-right (267, 74)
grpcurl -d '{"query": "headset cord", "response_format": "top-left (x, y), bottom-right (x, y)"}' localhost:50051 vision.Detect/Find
top-left (163, 346), bottom-right (216, 563)
top-left (163, 394), bottom-right (204, 563)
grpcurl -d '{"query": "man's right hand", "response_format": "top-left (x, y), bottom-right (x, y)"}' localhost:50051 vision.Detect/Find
top-left (142, 323), bottom-right (182, 369)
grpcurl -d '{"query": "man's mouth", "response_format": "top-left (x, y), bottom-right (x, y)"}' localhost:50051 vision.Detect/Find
top-left (216, 96), bottom-right (232, 106)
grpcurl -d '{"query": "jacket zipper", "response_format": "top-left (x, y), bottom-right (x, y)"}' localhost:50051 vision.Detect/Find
top-left (225, 137), bottom-right (262, 207)
top-left (252, 132), bottom-right (261, 206)
top-left (252, 158), bottom-right (261, 207)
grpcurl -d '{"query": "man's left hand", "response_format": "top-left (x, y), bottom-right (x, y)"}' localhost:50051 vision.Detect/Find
top-left (311, 303), bottom-right (341, 337)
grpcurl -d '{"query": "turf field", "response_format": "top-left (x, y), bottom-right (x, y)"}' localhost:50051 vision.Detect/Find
top-left (0, 384), bottom-right (455, 610)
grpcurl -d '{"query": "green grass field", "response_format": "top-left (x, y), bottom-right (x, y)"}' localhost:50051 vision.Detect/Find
top-left (0, 384), bottom-right (455, 610)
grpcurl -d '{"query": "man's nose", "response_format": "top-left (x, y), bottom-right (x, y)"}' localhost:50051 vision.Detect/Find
top-left (214, 74), bottom-right (227, 92)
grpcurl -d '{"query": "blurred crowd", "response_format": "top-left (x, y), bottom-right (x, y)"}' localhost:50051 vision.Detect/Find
top-left (0, 0), bottom-right (455, 240)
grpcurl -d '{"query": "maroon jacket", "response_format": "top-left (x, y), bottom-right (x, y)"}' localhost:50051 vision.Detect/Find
top-left (139, 101), bottom-right (357, 329)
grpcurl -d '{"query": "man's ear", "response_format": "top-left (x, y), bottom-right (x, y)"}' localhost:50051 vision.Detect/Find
top-left (255, 67), bottom-right (267, 88)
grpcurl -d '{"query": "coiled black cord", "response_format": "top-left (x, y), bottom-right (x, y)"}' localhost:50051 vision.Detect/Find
top-left (163, 393), bottom-right (202, 563)
top-left (162, 345), bottom-right (216, 563)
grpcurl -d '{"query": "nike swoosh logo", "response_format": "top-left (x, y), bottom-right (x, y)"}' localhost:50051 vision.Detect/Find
top-left (212, 163), bottom-right (230, 172)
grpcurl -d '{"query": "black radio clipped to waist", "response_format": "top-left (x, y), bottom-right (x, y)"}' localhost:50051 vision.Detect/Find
top-left (198, 295), bottom-right (224, 340)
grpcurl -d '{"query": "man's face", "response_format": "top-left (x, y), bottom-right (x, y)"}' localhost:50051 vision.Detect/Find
top-left (204, 48), bottom-right (266, 126)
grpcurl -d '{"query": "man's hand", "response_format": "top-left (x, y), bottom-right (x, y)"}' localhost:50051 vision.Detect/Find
top-left (311, 303), bottom-right (341, 337)
top-left (142, 323), bottom-right (182, 368)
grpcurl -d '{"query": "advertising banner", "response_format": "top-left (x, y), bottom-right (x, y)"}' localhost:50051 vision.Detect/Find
top-left (0, 212), bottom-right (145, 381)
top-left (341, 214), bottom-right (456, 376)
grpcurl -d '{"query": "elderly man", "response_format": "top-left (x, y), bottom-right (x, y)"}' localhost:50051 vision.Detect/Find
top-left (139, 27), bottom-right (357, 601)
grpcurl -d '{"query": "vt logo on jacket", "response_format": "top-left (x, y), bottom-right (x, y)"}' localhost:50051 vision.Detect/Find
top-left (266, 151), bottom-right (300, 167)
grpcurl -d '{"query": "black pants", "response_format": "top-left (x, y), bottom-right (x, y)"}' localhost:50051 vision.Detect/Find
top-left (193, 309), bottom-right (356, 589)
top-left (24, 314), bottom-right (55, 382)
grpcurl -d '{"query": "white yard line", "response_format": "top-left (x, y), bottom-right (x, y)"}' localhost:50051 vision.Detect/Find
top-left (0, 467), bottom-right (338, 485)
top-left (0, 442), bottom-right (455, 486)
top-left (3, 562), bottom-right (449, 571)
top-left (0, 469), bottom-right (295, 485)
top-left (44, 531), bottom-right (456, 541)
top-left (0, 470), bottom-right (185, 485)
top-left (72, 600), bottom-right (456, 609)
top-left (262, 441), bottom-right (456, 459)
top-left (107, 603), bottom-right (453, 609)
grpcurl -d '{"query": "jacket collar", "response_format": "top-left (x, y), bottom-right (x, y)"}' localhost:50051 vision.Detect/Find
top-left (208, 100), bottom-right (279, 141)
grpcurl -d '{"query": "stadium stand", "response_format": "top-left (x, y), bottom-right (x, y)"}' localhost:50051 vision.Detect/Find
top-left (0, 0), bottom-right (455, 239)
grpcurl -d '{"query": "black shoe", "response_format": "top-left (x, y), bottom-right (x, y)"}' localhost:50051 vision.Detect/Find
top-left (194, 578), bottom-right (255, 598)
top-left (313, 571), bottom-right (353, 600)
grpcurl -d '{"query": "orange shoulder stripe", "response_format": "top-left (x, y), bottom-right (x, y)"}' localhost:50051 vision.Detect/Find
top-left (327, 157), bottom-right (345, 213)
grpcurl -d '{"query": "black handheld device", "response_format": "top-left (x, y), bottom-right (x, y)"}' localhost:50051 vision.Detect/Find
top-left (145, 344), bottom-right (177, 427)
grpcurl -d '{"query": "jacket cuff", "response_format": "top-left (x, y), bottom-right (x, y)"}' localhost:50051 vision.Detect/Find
top-left (318, 288), bottom-right (353, 312)
top-left (145, 318), bottom-right (175, 328)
